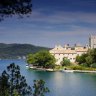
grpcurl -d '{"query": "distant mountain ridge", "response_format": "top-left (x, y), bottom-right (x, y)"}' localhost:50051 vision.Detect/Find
top-left (0, 43), bottom-right (50, 59)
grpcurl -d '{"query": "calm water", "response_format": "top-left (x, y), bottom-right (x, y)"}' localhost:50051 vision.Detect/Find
top-left (0, 60), bottom-right (96, 96)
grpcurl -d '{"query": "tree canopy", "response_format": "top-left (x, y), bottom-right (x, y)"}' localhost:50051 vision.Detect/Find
top-left (0, 63), bottom-right (32, 96)
top-left (33, 80), bottom-right (49, 96)
top-left (76, 48), bottom-right (96, 67)
top-left (61, 57), bottom-right (71, 66)
top-left (0, 0), bottom-right (32, 20)
top-left (27, 50), bottom-right (56, 69)
top-left (0, 63), bottom-right (49, 96)
top-left (76, 53), bottom-right (88, 64)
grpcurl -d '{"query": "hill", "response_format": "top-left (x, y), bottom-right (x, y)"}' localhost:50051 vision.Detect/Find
top-left (0, 43), bottom-right (50, 59)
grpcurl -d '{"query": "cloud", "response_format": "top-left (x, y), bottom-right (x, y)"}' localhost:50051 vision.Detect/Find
top-left (0, 7), bottom-right (96, 47)
top-left (22, 9), bottom-right (96, 37)
top-left (26, 9), bottom-right (96, 25)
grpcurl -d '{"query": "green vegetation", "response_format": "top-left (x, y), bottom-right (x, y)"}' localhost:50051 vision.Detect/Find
top-left (0, 63), bottom-right (32, 96)
top-left (61, 58), bottom-right (71, 66)
top-left (0, 43), bottom-right (49, 59)
top-left (76, 48), bottom-right (96, 68)
top-left (53, 65), bottom-right (96, 71)
top-left (54, 65), bottom-right (62, 70)
top-left (0, 63), bottom-right (49, 96)
top-left (33, 80), bottom-right (49, 96)
top-left (27, 50), bottom-right (56, 69)
top-left (76, 54), bottom-right (88, 64)
top-left (66, 65), bottom-right (96, 71)
top-left (67, 65), bottom-right (85, 70)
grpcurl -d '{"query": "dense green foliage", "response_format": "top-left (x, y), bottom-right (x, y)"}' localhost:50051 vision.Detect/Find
top-left (76, 48), bottom-right (96, 68)
top-left (27, 54), bottom-right (36, 64)
top-left (0, 63), bottom-right (49, 96)
top-left (0, 43), bottom-right (49, 59)
top-left (33, 80), bottom-right (49, 96)
top-left (27, 50), bottom-right (56, 69)
top-left (0, 71), bottom-right (9, 96)
top-left (69, 65), bottom-right (84, 70)
top-left (61, 58), bottom-right (71, 66)
top-left (66, 65), bottom-right (96, 71)
top-left (0, 63), bottom-right (32, 96)
top-left (76, 54), bottom-right (88, 64)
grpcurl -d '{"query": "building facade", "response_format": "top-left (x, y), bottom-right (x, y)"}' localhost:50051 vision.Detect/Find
top-left (49, 45), bottom-right (88, 65)
top-left (89, 35), bottom-right (96, 49)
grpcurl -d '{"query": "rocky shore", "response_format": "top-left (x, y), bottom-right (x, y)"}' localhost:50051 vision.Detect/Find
top-left (26, 64), bottom-right (96, 73)
top-left (26, 65), bottom-right (54, 71)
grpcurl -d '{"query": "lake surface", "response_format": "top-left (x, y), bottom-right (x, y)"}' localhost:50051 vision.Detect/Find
top-left (0, 59), bottom-right (96, 96)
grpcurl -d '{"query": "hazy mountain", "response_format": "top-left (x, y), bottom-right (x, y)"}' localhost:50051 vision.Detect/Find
top-left (0, 43), bottom-right (50, 59)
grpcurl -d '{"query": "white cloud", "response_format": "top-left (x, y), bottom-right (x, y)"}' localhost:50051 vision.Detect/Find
top-left (0, 8), bottom-right (96, 47)
top-left (27, 9), bottom-right (96, 24)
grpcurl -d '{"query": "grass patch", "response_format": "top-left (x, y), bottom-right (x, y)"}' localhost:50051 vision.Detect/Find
top-left (67, 65), bottom-right (96, 71)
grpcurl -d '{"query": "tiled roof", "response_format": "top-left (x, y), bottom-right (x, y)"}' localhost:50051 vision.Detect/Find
top-left (50, 48), bottom-right (88, 54)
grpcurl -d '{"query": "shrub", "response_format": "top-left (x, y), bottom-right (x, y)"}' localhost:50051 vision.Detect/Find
top-left (61, 58), bottom-right (71, 66)
top-left (91, 63), bottom-right (96, 68)
top-left (70, 65), bottom-right (84, 70)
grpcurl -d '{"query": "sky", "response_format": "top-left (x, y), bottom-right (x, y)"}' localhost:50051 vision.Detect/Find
top-left (0, 0), bottom-right (96, 48)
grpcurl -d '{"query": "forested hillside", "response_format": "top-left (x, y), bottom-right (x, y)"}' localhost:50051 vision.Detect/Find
top-left (0, 43), bottom-right (49, 59)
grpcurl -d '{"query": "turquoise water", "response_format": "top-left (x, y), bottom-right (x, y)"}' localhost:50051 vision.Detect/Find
top-left (0, 60), bottom-right (96, 96)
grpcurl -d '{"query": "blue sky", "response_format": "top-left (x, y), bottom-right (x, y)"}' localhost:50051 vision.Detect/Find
top-left (0, 0), bottom-right (96, 47)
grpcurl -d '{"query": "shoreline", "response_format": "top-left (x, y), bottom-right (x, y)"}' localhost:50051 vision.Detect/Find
top-left (74, 70), bottom-right (96, 73)
top-left (61, 69), bottom-right (96, 73)
top-left (26, 65), bottom-right (54, 72)
top-left (26, 65), bottom-right (96, 73)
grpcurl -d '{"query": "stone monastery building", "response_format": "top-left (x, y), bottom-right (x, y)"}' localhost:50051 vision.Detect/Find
top-left (49, 44), bottom-right (88, 65)
top-left (49, 35), bottom-right (96, 65)
top-left (89, 35), bottom-right (96, 49)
